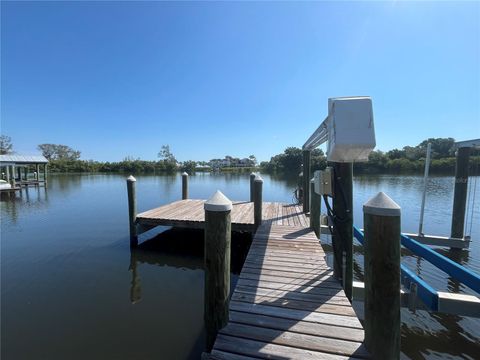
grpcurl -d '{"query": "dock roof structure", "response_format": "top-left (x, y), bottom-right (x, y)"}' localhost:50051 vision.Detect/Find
top-left (0, 154), bottom-right (48, 165)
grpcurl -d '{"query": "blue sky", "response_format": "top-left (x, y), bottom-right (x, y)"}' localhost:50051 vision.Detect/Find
top-left (1, 1), bottom-right (479, 162)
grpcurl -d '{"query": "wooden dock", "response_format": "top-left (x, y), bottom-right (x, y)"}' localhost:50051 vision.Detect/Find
top-left (133, 194), bottom-right (368, 358)
top-left (136, 199), bottom-right (308, 231)
top-left (210, 223), bottom-right (369, 359)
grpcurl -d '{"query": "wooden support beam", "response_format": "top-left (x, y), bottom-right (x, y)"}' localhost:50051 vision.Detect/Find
top-left (182, 172), bottom-right (189, 200)
top-left (126, 175), bottom-right (138, 247)
top-left (332, 162), bottom-right (353, 300)
top-left (363, 192), bottom-right (401, 360)
top-left (249, 172), bottom-right (255, 202)
top-left (310, 178), bottom-right (321, 238)
top-left (451, 146), bottom-right (471, 239)
top-left (254, 175), bottom-right (263, 230)
top-left (302, 150), bottom-right (311, 213)
top-left (204, 191), bottom-right (232, 352)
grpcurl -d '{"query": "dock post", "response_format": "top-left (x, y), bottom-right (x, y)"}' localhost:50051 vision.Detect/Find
top-left (451, 146), bottom-right (471, 239)
top-left (250, 172), bottom-right (256, 202)
top-left (17, 167), bottom-right (22, 183)
top-left (11, 165), bottom-right (16, 187)
top-left (332, 163), bottom-right (353, 300)
top-left (310, 178), bottom-right (321, 238)
top-left (254, 175), bottom-right (263, 230)
top-left (43, 164), bottom-right (48, 186)
top-left (182, 172), bottom-right (189, 200)
top-left (35, 164), bottom-right (40, 182)
top-left (126, 175), bottom-right (138, 247)
top-left (5, 166), bottom-right (10, 184)
top-left (24, 167), bottom-right (28, 182)
top-left (302, 150), bottom-right (311, 213)
top-left (204, 190), bottom-right (232, 352)
top-left (363, 192), bottom-right (401, 360)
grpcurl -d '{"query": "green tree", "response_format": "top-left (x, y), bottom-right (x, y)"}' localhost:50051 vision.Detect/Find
top-left (0, 135), bottom-right (13, 154)
top-left (37, 144), bottom-right (81, 160)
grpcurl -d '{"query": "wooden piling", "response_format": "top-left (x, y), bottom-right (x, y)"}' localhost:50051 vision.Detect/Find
top-left (35, 164), bottom-right (40, 181)
top-left (204, 190), bottom-right (232, 352)
top-left (310, 178), bottom-right (321, 238)
top-left (17, 167), bottom-right (22, 183)
top-left (24, 167), bottom-right (28, 181)
top-left (249, 172), bottom-right (256, 202)
top-left (11, 165), bottom-right (16, 187)
top-left (254, 175), bottom-right (263, 230)
top-left (182, 172), bottom-right (189, 200)
top-left (451, 146), bottom-right (471, 239)
top-left (332, 162), bottom-right (354, 301)
top-left (5, 166), bottom-right (10, 184)
top-left (126, 175), bottom-right (138, 247)
top-left (363, 192), bottom-right (401, 360)
top-left (302, 150), bottom-right (311, 213)
top-left (44, 164), bottom-right (48, 186)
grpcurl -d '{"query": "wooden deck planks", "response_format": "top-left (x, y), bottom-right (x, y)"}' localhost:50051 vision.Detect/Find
top-left (136, 198), bottom-right (366, 359)
top-left (136, 200), bottom-right (307, 231)
top-left (211, 223), bottom-right (368, 359)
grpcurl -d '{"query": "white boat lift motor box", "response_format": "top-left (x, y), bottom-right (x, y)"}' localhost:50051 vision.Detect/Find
top-left (327, 97), bottom-right (376, 162)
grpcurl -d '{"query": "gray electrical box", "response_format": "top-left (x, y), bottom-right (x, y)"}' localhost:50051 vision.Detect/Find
top-left (314, 168), bottom-right (333, 196)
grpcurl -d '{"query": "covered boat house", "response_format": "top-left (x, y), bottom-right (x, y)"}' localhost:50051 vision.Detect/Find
top-left (0, 154), bottom-right (48, 189)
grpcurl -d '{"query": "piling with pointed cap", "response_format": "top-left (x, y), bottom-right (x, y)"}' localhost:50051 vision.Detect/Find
top-left (126, 175), bottom-right (138, 247)
top-left (363, 192), bottom-right (401, 360)
top-left (249, 172), bottom-right (256, 202)
top-left (182, 172), bottom-right (189, 200)
top-left (204, 190), bottom-right (232, 351)
top-left (310, 178), bottom-right (321, 238)
top-left (254, 175), bottom-right (263, 230)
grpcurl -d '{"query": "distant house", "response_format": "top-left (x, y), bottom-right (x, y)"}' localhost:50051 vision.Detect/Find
top-left (209, 156), bottom-right (255, 168)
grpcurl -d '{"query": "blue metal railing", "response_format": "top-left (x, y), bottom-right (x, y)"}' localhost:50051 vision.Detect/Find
top-left (353, 225), bottom-right (480, 311)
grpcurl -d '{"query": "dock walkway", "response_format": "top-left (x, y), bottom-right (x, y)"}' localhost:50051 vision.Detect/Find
top-left (210, 223), bottom-right (369, 359)
top-left (136, 198), bottom-right (368, 358)
top-left (136, 199), bottom-right (308, 231)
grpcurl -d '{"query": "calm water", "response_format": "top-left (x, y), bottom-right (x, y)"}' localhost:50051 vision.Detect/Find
top-left (1, 173), bottom-right (479, 359)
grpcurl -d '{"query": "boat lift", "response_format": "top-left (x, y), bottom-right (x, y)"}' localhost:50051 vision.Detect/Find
top-left (302, 97), bottom-right (480, 318)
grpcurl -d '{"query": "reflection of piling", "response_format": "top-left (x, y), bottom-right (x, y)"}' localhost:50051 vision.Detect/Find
top-left (182, 172), bottom-right (189, 199)
top-left (310, 178), bottom-right (321, 238)
top-left (249, 172), bottom-right (256, 202)
top-left (204, 190), bottom-right (232, 352)
top-left (363, 192), bottom-right (401, 360)
top-left (129, 250), bottom-right (142, 304)
top-left (127, 175), bottom-right (138, 247)
top-left (451, 147), bottom-right (471, 239)
top-left (254, 175), bottom-right (263, 230)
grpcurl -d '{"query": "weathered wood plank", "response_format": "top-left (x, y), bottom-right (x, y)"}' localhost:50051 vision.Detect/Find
top-left (229, 311), bottom-right (364, 342)
top-left (220, 323), bottom-right (369, 358)
top-left (214, 334), bottom-right (359, 360)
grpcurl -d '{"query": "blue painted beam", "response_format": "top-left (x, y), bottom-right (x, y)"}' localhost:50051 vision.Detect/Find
top-left (401, 234), bottom-right (480, 295)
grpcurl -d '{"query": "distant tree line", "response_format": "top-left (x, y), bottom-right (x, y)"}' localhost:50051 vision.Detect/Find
top-left (260, 138), bottom-right (480, 175)
top-left (1, 135), bottom-right (478, 175)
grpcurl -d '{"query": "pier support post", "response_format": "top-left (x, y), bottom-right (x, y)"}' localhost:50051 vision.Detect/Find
top-left (36, 164), bottom-right (40, 181)
top-left (43, 164), bottom-right (48, 186)
top-left (204, 190), bottom-right (232, 352)
top-left (451, 146), bottom-right (471, 239)
top-left (332, 163), bottom-right (353, 300)
top-left (24, 167), bottom-right (28, 182)
top-left (254, 175), bottom-right (263, 230)
top-left (182, 172), bottom-right (189, 200)
top-left (11, 165), bottom-right (16, 187)
top-left (310, 178), bottom-right (321, 238)
top-left (363, 192), bottom-right (401, 360)
top-left (5, 166), bottom-right (10, 185)
top-left (17, 167), bottom-right (22, 183)
top-left (302, 150), bottom-right (311, 213)
top-left (126, 175), bottom-right (138, 247)
top-left (250, 172), bottom-right (256, 202)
